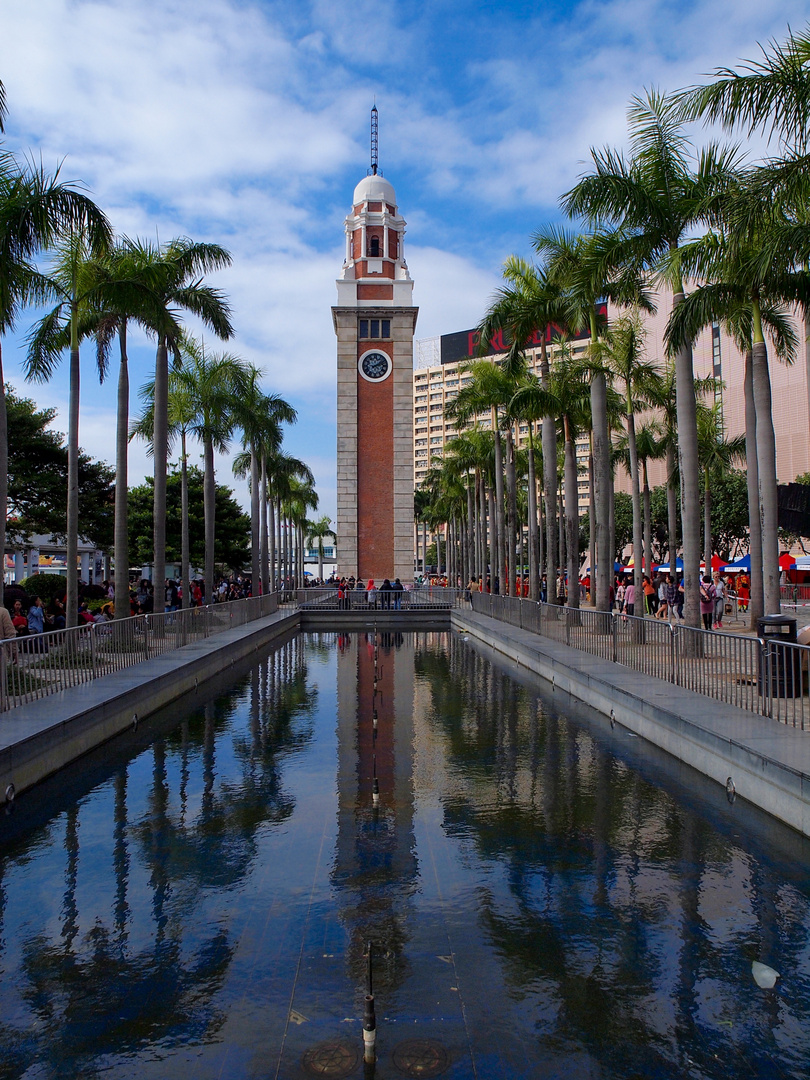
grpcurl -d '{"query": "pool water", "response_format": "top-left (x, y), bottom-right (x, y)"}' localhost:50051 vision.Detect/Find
top-left (0, 631), bottom-right (809, 1079)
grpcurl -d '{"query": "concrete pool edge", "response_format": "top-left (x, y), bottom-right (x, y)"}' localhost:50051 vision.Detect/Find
top-left (453, 608), bottom-right (810, 838)
top-left (0, 608), bottom-right (301, 800)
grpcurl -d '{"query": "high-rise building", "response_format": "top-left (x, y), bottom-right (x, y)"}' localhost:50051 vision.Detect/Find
top-left (414, 293), bottom-right (810, 505)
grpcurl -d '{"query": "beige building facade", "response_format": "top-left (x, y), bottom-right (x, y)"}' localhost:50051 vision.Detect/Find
top-left (414, 291), bottom-right (810, 513)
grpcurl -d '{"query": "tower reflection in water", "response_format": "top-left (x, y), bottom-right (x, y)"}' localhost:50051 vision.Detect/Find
top-left (332, 630), bottom-right (417, 1010)
top-left (0, 632), bottom-right (809, 1079)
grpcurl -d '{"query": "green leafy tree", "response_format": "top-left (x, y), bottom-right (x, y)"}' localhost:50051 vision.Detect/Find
top-left (6, 387), bottom-right (113, 550)
top-left (127, 466), bottom-right (249, 573)
top-left (0, 86), bottom-right (112, 608)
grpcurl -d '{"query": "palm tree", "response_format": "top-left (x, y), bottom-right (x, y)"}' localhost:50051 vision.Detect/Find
top-left (268, 453), bottom-right (314, 590)
top-left (172, 344), bottom-right (248, 603)
top-left (307, 516), bottom-right (336, 582)
top-left (596, 313), bottom-right (661, 605)
top-left (139, 239), bottom-right (233, 610)
top-left (512, 342), bottom-right (590, 607)
top-left (442, 428), bottom-right (495, 585)
top-left (232, 370), bottom-right (296, 593)
top-left (535, 228), bottom-right (654, 609)
top-left (696, 403), bottom-right (746, 569)
top-left (477, 257), bottom-right (569, 598)
top-left (79, 238), bottom-right (184, 614)
top-left (665, 225), bottom-right (799, 617)
top-left (0, 148), bottom-right (112, 609)
top-left (561, 89), bottom-right (741, 625)
top-left (446, 359), bottom-right (521, 593)
top-left (130, 369), bottom-right (196, 608)
top-left (24, 219), bottom-right (126, 626)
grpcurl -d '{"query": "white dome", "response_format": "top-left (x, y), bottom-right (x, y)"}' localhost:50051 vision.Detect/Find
top-left (353, 173), bottom-right (396, 206)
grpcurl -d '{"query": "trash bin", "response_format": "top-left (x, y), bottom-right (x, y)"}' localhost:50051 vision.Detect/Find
top-left (757, 614), bottom-right (801, 697)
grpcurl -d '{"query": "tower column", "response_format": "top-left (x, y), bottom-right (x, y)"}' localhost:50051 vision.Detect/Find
top-left (333, 146), bottom-right (416, 582)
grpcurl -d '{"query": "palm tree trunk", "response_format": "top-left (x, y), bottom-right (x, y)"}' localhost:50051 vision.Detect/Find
top-left (591, 370), bottom-right (611, 611)
top-left (673, 292), bottom-right (701, 626)
top-left (0, 344), bottom-right (7, 609)
top-left (467, 481), bottom-right (475, 582)
top-left (558, 486), bottom-right (566, 597)
top-left (488, 488), bottom-right (496, 587)
top-left (152, 338), bottom-right (169, 614)
top-left (113, 321), bottom-right (130, 617)
top-left (268, 493), bottom-right (276, 592)
top-left (608, 469), bottom-right (616, 586)
top-left (703, 473), bottom-right (712, 572)
top-left (180, 430), bottom-right (190, 610)
top-left (627, 409), bottom-right (643, 611)
top-left (744, 351), bottom-right (764, 625)
top-left (493, 420), bottom-right (505, 594)
top-left (203, 434), bottom-right (216, 604)
top-left (666, 441), bottom-right (678, 569)
top-left (539, 340), bottom-right (559, 601)
top-left (588, 431), bottom-right (595, 604)
top-left (564, 417), bottom-right (579, 609)
top-left (505, 429), bottom-right (517, 595)
top-left (66, 308), bottom-right (80, 627)
top-left (527, 436), bottom-right (539, 600)
top-left (751, 325), bottom-right (780, 614)
top-left (643, 459), bottom-right (652, 590)
top-left (250, 448), bottom-right (260, 592)
top-left (260, 456), bottom-right (269, 595)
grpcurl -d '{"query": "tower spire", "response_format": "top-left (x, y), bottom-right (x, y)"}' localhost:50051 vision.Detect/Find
top-left (370, 104), bottom-right (378, 175)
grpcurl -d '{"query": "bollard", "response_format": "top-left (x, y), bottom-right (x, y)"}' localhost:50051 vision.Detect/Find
top-left (364, 942), bottom-right (376, 1063)
top-left (363, 994), bottom-right (376, 1062)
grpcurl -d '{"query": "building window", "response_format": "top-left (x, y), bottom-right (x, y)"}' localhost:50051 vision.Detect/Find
top-left (369, 234), bottom-right (381, 257)
top-left (359, 318), bottom-right (390, 339)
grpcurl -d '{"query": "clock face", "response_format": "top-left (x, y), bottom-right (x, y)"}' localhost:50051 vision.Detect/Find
top-left (359, 350), bottom-right (392, 382)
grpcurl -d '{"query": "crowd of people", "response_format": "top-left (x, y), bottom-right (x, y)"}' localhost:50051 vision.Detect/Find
top-left (462, 567), bottom-right (750, 631)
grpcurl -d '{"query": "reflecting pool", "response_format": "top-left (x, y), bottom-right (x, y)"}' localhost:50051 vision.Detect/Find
top-left (1, 631), bottom-right (809, 1079)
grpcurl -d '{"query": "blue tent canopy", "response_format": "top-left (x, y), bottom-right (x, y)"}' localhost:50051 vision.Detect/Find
top-left (654, 557), bottom-right (684, 573)
top-left (727, 553), bottom-right (751, 569)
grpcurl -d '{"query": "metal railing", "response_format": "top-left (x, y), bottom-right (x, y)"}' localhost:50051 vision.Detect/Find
top-left (781, 584), bottom-right (810, 603)
top-left (0, 592), bottom-right (280, 713)
top-left (298, 586), bottom-right (464, 610)
top-left (469, 592), bottom-right (810, 729)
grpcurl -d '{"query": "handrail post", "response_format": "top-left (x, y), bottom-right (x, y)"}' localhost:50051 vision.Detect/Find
top-left (0, 645), bottom-right (7, 713)
top-left (612, 611), bottom-right (617, 663)
top-left (89, 623), bottom-right (97, 680)
top-left (669, 622), bottom-right (676, 684)
top-left (144, 615), bottom-right (150, 659)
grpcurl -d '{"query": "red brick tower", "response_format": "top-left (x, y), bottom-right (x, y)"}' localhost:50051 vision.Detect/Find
top-left (333, 109), bottom-right (416, 582)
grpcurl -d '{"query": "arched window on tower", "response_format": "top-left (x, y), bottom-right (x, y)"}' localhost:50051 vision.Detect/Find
top-left (369, 234), bottom-right (380, 257)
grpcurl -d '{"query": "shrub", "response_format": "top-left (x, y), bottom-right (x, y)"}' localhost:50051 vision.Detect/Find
top-left (19, 574), bottom-right (67, 603)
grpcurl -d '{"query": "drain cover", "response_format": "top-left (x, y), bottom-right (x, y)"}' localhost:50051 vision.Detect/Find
top-left (301, 1040), bottom-right (360, 1078)
top-left (392, 1039), bottom-right (449, 1078)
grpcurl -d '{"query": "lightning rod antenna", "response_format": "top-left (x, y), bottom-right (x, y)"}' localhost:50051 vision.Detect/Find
top-left (370, 104), bottom-right (378, 175)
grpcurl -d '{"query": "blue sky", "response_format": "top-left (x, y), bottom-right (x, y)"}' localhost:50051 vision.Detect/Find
top-left (0, 0), bottom-right (805, 522)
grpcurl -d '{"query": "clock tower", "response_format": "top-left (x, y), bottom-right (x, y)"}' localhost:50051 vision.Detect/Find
top-left (333, 108), bottom-right (417, 582)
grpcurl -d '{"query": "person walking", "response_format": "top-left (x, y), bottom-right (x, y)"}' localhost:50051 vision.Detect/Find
top-left (699, 575), bottom-right (716, 631)
top-left (712, 573), bottom-right (726, 630)
top-left (657, 575), bottom-right (669, 620)
top-left (642, 575), bottom-right (656, 615)
top-left (624, 579), bottom-right (636, 620)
